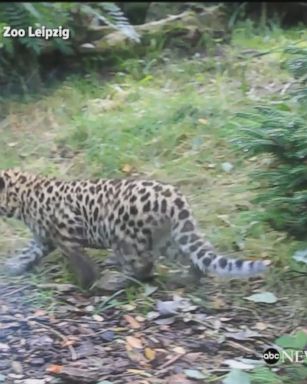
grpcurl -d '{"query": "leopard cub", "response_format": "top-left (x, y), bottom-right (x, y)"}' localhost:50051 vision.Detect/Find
top-left (0, 169), bottom-right (269, 289)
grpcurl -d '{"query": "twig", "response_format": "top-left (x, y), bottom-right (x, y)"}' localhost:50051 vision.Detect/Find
top-left (280, 81), bottom-right (294, 95)
top-left (33, 321), bottom-right (78, 361)
top-left (232, 306), bottom-right (263, 322)
top-left (285, 269), bottom-right (307, 280)
top-left (35, 283), bottom-right (78, 291)
top-left (227, 340), bottom-right (262, 359)
top-left (157, 352), bottom-right (186, 374)
top-left (88, 10), bottom-right (192, 34)
top-left (98, 289), bottom-right (126, 310)
top-left (2, 284), bottom-right (31, 298)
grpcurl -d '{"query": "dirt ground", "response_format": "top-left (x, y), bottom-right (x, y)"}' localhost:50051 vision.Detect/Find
top-left (0, 270), bottom-right (306, 384)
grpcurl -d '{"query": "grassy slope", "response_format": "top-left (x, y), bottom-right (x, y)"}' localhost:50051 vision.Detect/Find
top-left (0, 24), bottom-right (307, 291)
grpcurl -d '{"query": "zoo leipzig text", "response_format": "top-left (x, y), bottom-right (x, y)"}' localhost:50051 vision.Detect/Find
top-left (2, 26), bottom-right (70, 40)
top-left (263, 348), bottom-right (307, 365)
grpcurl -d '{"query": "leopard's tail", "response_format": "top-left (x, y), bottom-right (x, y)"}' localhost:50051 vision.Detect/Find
top-left (170, 202), bottom-right (270, 278)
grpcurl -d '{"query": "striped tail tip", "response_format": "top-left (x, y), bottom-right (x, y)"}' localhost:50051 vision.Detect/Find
top-left (197, 255), bottom-right (271, 279)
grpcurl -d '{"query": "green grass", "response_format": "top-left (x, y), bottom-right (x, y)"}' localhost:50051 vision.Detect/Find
top-left (1, 25), bottom-right (307, 276)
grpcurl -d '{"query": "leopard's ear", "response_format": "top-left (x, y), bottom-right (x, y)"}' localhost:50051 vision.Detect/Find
top-left (0, 177), bottom-right (5, 191)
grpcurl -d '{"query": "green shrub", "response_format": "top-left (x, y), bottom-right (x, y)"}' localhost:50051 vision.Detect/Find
top-left (284, 46), bottom-right (307, 104)
top-left (235, 46), bottom-right (307, 238)
top-left (0, 2), bottom-right (138, 94)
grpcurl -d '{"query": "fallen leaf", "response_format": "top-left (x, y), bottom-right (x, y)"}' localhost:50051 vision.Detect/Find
top-left (172, 346), bottom-right (186, 354)
top-left (126, 335), bottom-right (143, 349)
top-left (124, 314), bottom-right (141, 329)
top-left (184, 369), bottom-right (206, 380)
top-left (181, 304), bottom-right (198, 312)
top-left (221, 162), bottom-right (234, 173)
top-left (198, 118), bottom-right (208, 125)
top-left (167, 373), bottom-right (194, 384)
top-left (245, 292), bottom-right (278, 304)
top-left (222, 368), bottom-right (251, 384)
top-left (184, 352), bottom-right (203, 364)
top-left (211, 296), bottom-right (226, 310)
top-left (11, 361), bottom-right (23, 374)
top-left (61, 339), bottom-right (76, 347)
top-left (217, 215), bottom-right (233, 227)
top-left (238, 358), bottom-right (265, 367)
top-left (206, 163), bottom-right (216, 169)
top-left (255, 322), bottom-right (268, 331)
top-left (224, 359), bottom-right (258, 370)
top-left (135, 315), bottom-right (145, 322)
top-left (92, 314), bottom-right (104, 322)
top-left (225, 329), bottom-right (262, 341)
top-left (80, 43), bottom-right (95, 49)
top-left (144, 347), bottom-right (156, 361)
top-left (293, 249), bottom-right (307, 264)
top-left (157, 300), bottom-right (179, 315)
top-left (46, 364), bottom-right (63, 374)
top-left (97, 382), bottom-right (113, 384)
top-left (33, 309), bottom-right (47, 317)
top-left (0, 343), bottom-right (9, 352)
top-left (85, 305), bottom-right (95, 312)
top-left (146, 311), bottom-right (160, 321)
top-left (122, 304), bottom-right (136, 311)
top-left (154, 317), bottom-right (175, 325)
top-left (122, 164), bottom-right (133, 174)
top-left (220, 317), bottom-right (232, 322)
top-left (144, 284), bottom-right (158, 296)
top-left (126, 368), bottom-right (151, 376)
top-left (75, 341), bottom-right (96, 358)
top-left (156, 298), bottom-right (193, 315)
top-left (126, 350), bottom-right (147, 364)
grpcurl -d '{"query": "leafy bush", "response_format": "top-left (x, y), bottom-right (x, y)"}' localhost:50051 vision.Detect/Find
top-left (0, 2), bottom-right (138, 94)
top-left (284, 46), bottom-right (307, 104)
top-left (235, 47), bottom-right (307, 239)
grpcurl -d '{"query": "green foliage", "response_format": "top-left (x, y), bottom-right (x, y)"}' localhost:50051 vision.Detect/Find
top-left (276, 330), bottom-right (307, 350)
top-left (0, 2), bottom-right (138, 53)
top-left (66, 95), bottom-right (208, 177)
top-left (273, 331), bottom-right (307, 382)
top-left (235, 46), bottom-right (307, 239)
top-left (250, 367), bottom-right (283, 384)
top-left (234, 331), bottom-right (307, 383)
top-left (284, 46), bottom-right (307, 104)
top-left (84, 2), bottom-right (139, 42)
top-left (0, 3), bottom-right (72, 55)
top-left (0, 2), bottom-right (138, 94)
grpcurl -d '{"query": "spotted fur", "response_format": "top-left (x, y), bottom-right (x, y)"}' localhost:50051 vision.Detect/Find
top-left (0, 169), bottom-right (269, 288)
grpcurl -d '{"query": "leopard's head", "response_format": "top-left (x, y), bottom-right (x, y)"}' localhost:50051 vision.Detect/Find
top-left (0, 169), bottom-right (23, 218)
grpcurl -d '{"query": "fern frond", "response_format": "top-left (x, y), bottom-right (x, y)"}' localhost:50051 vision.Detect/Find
top-left (0, 3), bottom-right (33, 29)
top-left (82, 2), bottom-right (140, 42)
